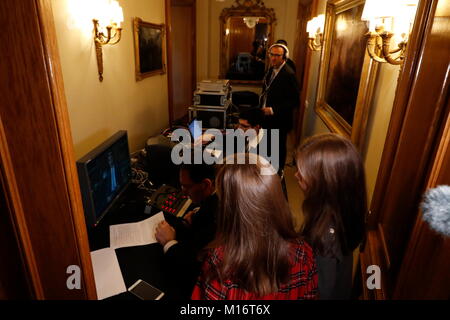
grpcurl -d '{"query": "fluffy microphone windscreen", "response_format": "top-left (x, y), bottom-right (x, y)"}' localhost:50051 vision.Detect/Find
top-left (421, 185), bottom-right (450, 237)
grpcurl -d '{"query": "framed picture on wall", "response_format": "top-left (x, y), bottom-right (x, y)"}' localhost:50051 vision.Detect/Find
top-left (133, 18), bottom-right (166, 81)
top-left (315, 0), bottom-right (378, 149)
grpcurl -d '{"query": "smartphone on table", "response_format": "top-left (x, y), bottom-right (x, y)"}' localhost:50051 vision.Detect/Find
top-left (128, 279), bottom-right (165, 300)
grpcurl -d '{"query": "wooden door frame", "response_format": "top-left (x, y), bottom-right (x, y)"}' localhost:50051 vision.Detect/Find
top-left (294, 0), bottom-right (317, 147)
top-left (0, 0), bottom-right (96, 299)
top-left (166, 0), bottom-right (197, 125)
top-left (394, 104), bottom-right (450, 299)
top-left (165, 0), bottom-right (175, 125)
top-left (361, 0), bottom-right (449, 299)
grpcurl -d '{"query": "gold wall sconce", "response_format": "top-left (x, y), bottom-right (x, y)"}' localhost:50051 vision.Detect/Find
top-left (93, 0), bottom-right (124, 81)
top-left (361, 0), bottom-right (418, 65)
top-left (307, 14), bottom-right (325, 51)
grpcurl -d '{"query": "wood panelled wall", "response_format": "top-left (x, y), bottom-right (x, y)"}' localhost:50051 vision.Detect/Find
top-left (395, 108), bottom-right (450, 299)
top-left (293, 0), bottom-right (314, 147)
top-left (0, 164), bottom-right (31, 299)
top-left (361, 0), bottom-right (450, 299)
top-left (0, 0), bottom-right (96, 299)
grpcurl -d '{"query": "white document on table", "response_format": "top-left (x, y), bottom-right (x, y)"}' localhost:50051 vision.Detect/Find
top-left (109, 212), bottom-right (165, 249)
top-left (90, 247), bottom-right (126, 300)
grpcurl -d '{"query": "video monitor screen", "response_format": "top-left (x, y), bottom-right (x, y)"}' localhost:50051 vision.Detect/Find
top-left (87, 139), bottom-right (130, 220)
top-left (189, 119), bottom-right (202, 141)
top-left (77, 131), bottom-right (131, 227)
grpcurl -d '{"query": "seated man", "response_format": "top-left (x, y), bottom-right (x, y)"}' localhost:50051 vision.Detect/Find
top-left (238, 108), bottom-right (278, 169)
top-left (238, 107), bottom-right (265, 152)
top-left (155, 162), bottom-right (217, 299)
top-left (239, 107), bottom-right (287, 197)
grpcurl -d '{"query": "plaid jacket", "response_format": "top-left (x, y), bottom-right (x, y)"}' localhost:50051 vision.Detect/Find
top-left (191, 239), bottom-right (318, 300)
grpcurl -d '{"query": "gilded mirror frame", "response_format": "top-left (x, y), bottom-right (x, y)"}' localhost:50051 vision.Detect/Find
top-left (315, 0), bottom-right (378, 149)
top-left (219, 0), bottom-right (277, 85)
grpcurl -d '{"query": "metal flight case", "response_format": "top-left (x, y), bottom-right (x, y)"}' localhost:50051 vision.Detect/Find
top-left (189, 80), bottom-right (232, 129)
top-left (188, 101), bottom-right (231, 130)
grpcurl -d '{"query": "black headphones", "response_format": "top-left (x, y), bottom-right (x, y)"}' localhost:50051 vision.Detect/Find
top-left (269, 43), bottom-right (289, 60)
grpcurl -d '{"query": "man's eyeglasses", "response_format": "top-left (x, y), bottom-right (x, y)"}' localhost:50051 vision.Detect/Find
top-left (268, 53), bottom-right (283, 57)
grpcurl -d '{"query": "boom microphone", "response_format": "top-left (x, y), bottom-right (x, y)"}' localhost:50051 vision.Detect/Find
top-left (421, 185), bottom-right (450, 237)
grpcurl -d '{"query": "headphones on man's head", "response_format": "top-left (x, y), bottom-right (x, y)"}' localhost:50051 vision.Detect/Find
top-left (268, 43), bottom-right (289, 60)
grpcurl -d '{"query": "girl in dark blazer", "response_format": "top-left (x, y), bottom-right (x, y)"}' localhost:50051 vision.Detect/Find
top-left (295, 133), bottom-right (367, 299)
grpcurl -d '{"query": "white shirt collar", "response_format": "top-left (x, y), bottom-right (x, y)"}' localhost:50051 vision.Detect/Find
top-left (248, 128), bottom-right (265, 149)
top-left (272, 61), bottom-right (286, 74)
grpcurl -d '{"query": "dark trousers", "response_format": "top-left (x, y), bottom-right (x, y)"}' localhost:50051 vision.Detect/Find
top-left (279, 129), bottom-right (288, 173)
top-left (262, 112), bottom-right (289, 172)
top-left (278, 129), bottom-right (288, 200)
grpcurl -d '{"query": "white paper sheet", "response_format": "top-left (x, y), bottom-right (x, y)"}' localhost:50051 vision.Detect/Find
top-left (109, 212), bottom-right (165, 249)
top-left (90, 248), bottom-right (126, 300)
top-left (204, 147), bottom-right (223, 159)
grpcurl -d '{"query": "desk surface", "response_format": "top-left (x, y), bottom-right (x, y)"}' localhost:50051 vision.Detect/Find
top-left (88, 184), bottom-right (174, 300)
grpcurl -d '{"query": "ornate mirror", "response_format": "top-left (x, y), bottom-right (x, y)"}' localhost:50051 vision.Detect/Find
top-left (220, 0), bottom-right (277, 84)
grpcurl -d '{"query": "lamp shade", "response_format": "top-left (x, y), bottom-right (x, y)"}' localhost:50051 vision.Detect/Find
top-left (361, 0), bottom-right (401, 20)
top-left (306, 20), bottom-right (311, 35)
top-left (316, 14), bottom-right (325, 33)
top-left (94, 0), bottom-right (111, 27)
top-left (110, 1), bottom-right (124, 26)
top-left (306, 18), bottom-right (315, 36)
top-left (307, 16), bottom-right (323, 36)
top-left (362, 0), bottom-right (418, 33)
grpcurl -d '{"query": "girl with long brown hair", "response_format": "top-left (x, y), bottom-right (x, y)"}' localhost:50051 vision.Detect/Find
top-left (192, 153), bottom-right (318, 299)
top-left (295, 133), bottom-right (367, 299)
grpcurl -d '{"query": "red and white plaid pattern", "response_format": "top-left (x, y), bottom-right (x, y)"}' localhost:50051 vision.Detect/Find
top-left (192, 239), bottom-right (318, 300)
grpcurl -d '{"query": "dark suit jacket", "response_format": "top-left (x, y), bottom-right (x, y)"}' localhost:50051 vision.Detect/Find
top-left (263, 63), bottom-right (300, 132)
top-left (286, 58), bottom-right (296, 73)
top-left (164, 193), bottom-right (218, 299)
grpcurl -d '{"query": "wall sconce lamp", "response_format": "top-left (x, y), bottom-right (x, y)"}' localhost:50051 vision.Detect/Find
top-left (243, 17), bottom-right (260, 29)
top-left (307, 14), bottom-right (325, 51)
top-left (93, 0), bottom-right (124, 81)
top-left (361, 0), bottom-right (418, 65)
